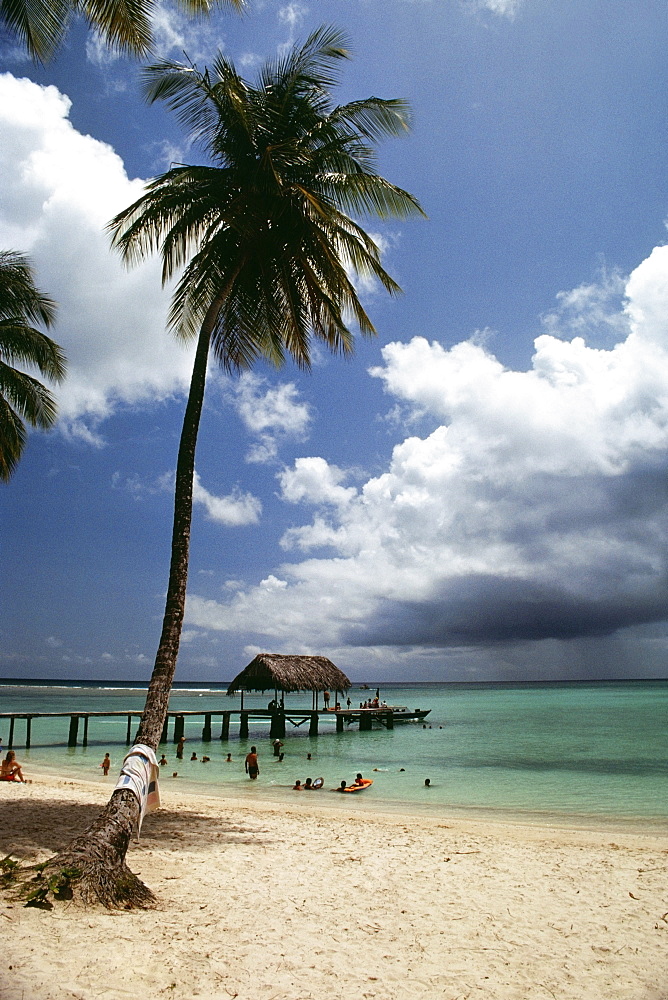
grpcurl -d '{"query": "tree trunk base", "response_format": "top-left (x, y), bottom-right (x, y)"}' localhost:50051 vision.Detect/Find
top-left (31, 849), bottom-right (156, 909)
top-left (4, 788), bottom-right (157, 910)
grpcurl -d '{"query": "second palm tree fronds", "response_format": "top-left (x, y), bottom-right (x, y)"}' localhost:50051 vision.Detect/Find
top-left (0, 0), bottom-right (244, 63)
top-left (0, 250), bottom-right (66, 482)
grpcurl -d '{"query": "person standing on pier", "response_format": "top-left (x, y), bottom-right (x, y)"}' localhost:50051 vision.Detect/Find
top-left (245, 746), bottom-right (259, 780)
top-left (323, 691), bottom-right (330, 710)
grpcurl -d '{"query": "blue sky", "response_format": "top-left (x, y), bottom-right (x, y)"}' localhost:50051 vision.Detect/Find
top-left (2, 0), bottom-right (668, 683)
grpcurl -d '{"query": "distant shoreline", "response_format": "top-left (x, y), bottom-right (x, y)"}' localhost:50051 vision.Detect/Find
top-left (2, 675), bottom-right (667, 687)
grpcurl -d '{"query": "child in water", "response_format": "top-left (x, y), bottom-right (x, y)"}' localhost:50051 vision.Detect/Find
top-left (100, 753), bottom-right (111, 776)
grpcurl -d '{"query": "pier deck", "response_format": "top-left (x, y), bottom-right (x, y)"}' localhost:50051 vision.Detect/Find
top-left (0, 706), bottom-right (420, 749)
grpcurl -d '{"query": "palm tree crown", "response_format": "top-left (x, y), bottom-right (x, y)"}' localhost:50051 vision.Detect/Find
top-left (110, 24), bottom-right (425, 371)
top-left (0, 250), bottom-right (66, 481)
top-left (1, 0), bottom-right (243, 63)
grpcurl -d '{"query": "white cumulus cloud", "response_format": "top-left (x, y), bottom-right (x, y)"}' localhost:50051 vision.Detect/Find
top-left (192, 472), bottom-right (262, 526)
top-left (0, 72), bottom-right (195, 439)
top-left (224, 372), bottom-right (311, 463)
top-left (184, 241), bottom-right (668, 677)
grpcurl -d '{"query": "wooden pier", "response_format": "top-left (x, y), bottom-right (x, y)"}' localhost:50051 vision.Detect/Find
top-left (0, 707), bottom-right (399, 749)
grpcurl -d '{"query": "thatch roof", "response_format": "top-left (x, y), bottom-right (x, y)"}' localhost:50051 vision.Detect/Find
top-left (226, 654), bottom-right (351, 694)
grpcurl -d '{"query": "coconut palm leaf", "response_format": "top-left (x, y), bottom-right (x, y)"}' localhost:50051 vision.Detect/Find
top-left (0, 0), bottom-right (244, 61)
top-left (0, 251), bottom-right (66, 481)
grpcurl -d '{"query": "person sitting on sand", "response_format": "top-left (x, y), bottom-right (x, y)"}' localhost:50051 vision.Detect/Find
top-left (99, 752), bottom-right (111, 776)
top-left (0, 751), bottom-right (26, 782)
top-left (158, 754), bottom-right (168, 766)
top-left (293, 779), bottom-right (303, 790)
top-left (245, 746), bottom-right (259, 780)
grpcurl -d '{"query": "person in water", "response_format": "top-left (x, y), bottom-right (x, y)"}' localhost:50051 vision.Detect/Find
top-left (424, 778), bottom-right (431, 787)
top-left (99, 753), bottom-right (111, 776)
top-left (353, 772), bottom-right (365, 785)
top-left (293, 779), bottom-right (303, 790)
top-left (245, 746), bottom-right (259, 780)
top-left (158, 754), bottom-right (168, 766)
top-left (0, 751), bottom-right (26, 782)
top-left (334, 780), bottom-right (348, 792)
top-left (303, 777), bottom-right (314, 790)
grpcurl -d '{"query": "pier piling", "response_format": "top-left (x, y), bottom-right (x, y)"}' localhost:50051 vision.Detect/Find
top-left (68, 715), bottom-right (79, 747)
top-left (202, 714), bottom-right (212, 741)
top-left (220, 712), bottom-right (230, 740)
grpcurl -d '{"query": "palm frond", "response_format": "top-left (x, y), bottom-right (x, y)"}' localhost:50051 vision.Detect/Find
top-left (0, 394), bottom-right (26, 482)
top-left (111, 23), bottom-right (425, 374)
top-left (0, 0), bottom-right (70, 61)
top-left (0, 321), bottom-right (67, 381)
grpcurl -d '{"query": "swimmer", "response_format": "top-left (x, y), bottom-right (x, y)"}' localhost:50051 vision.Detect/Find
top-left (201, 756), bottom-right (210, 763)
top-left (303, 777), bottom-right (314, 790)
top-left (172, 772), bottom-right (178, 777)
top-left (158, 754), bottom-right (168, 766)
top-left (306, 752), bottom-right (312, 760)
top-left (225, 753), bottom-right (232, 762)
top-left (99, 753), bottom-right (111, 776)
top-left (190, 752), bottom-right (198, 761)
top-left (245, 746), bottom-right (259, 780)
top-left (333, 780), bottom-right (348, 792)
top-left (424, 778), bottom-right (431, 787)
top-left (353, 772), bottom-right (364, 786)
top-left (293, 779), bottom-right (303, 790)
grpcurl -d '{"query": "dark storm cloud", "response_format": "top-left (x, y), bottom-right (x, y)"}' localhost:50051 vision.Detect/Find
top-left (345, 574), bottom-right (668, 647)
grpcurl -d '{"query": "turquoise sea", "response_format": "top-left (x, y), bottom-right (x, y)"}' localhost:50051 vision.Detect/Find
top-left (1, 679), bottom-right (667, 831)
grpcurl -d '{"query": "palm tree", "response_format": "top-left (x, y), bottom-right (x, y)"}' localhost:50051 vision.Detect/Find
top-left (0, 250), bottom-right (66, 481)
top-left (1, 0), bottom-right (243, 63)
top-left (39, 25), bottom-right (424, 907)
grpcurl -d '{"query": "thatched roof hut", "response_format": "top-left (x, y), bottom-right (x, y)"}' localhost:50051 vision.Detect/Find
top-left (227, 654), bottom-right (351, 695)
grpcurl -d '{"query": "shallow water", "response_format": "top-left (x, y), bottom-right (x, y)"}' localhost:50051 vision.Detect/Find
top-left (1, 679), bottom-right (667, 829)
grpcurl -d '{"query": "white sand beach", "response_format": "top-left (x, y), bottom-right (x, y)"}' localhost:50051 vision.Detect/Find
top-left (0, 773), bottom-right (667, 1000)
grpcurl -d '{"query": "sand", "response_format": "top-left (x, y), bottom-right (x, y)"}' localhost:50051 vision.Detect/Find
top-left (0, 773), bottom-right (666, 1000)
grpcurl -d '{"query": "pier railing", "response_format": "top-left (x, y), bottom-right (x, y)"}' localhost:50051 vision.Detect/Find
top-left (0, 707), bottom-right (396, 749)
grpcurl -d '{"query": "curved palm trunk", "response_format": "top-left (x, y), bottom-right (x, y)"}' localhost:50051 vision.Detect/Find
top-left (135, 322), bottom-right (212, 749)
top-left (30, 319), bottom-right (217, 907)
